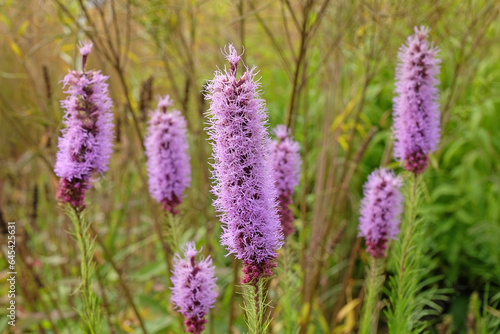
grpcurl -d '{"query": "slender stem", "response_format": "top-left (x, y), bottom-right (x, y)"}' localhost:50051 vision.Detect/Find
top-left (152, 207), bottom-right (173, 273)
top-left (71, 209), bottom-right (100, 333)
top-left (282, 0), bottom-right (300, 30)
top-left (399, 173), bottom-right (418, 278)
top-left (227, 259), bottom-right (239, 334)
top-left (89, 225), bottom-right (148, 334)
top-left (239, 0), bottom-right (245, 58)
top-left (248, 1), bottom-right (293, 77)
top-left (254, 283), bottom-right (261, 333)
top-left (280, 244), bottom-right (294, 334)
top-left (247, 279), bottom-right (267, 334)
top-left (95, 265), bottom-right (116, 334)
top-left (114, 65), bottom-right (145, 150)
top-left (359, 258), bottom-right (383, 334)
top-left (305, 128), bottom-right (377, 331)
top-left (328, 238), bottom-right (362, 330)
top-left (285, 21), bottom-right (308, 130)
top-left (387, 173), bottom-right (421, 332)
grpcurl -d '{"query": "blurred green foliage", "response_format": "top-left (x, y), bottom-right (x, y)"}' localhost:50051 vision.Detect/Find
top-left (0, 0), bottom-right (499, 333)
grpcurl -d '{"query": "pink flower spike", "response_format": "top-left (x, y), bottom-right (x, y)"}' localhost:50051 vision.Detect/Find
top-left (270, 125), bottom-right (301, 237)
top-left (205, 45), bottom-right (283, 284)
top-left (358, 169), bottom-right (404, 258)
top-left (393, 26), bottom-right (441, 174)
top-left (144, 95), bottom-right (191, 214)
top-left (54, 42), bottom-right (114, 212)
top-left (170, 242), bottom-right (218, 334)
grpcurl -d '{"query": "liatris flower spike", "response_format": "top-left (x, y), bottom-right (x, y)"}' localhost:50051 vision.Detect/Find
top-left (270, 125), bottom-right (301, 237)
top-left (170, 242), bottom-right (218, 334)
top-left (145, 95), bottom-right (191, 214)
top-left (206, 45), bottom-right (283, 284)
top-left (54, 41), bottom-right (114, 212)
top-left (393, 26), bottom-right (441, 174)
top-left (358, 169), bottom-right (404, 258)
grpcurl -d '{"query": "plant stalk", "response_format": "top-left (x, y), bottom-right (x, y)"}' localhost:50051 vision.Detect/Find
top-left (359, 258), bottom-right (383, 334)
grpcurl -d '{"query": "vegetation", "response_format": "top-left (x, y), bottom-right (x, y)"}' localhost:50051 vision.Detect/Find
top-left (1, 0), bottom-right (499, 333)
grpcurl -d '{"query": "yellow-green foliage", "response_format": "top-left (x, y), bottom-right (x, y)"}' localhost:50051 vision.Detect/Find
top-left (1, 1), bottom-right (499, 333)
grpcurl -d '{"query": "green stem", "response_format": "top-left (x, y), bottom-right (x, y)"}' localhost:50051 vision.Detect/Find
top-left (90, 225), bottom-right (148, 334)
top-left (255, 283), bottom-right (261, 333)
top-left (67, 208), bottom-right (101, 333)
top-left (398, 173), bottom-right (418, 289)
top-left (152, 208), bottom-right (173, 273)
top-left (166, 212), bottom-right (180, 254)
top-left (359, 258), bottom-right (383, 334)
top-left (387, 172), bottom-right (422, 333)
top-left (243, 278), bottom-right (270, 334)
top-left (227, 260), bottom-right (239, 334)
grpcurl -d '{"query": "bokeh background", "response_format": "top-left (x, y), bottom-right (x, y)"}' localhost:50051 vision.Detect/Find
top-left (1, 0), bottom-right (499, 333)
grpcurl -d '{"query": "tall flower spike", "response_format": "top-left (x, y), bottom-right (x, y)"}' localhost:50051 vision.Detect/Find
top-left (358, 169), bottom-right (404, 258)
top-left (144, 95), bottom-right (191, 214)
top-left (170, 242), bottom-right (218, 334)
top-left (206, 45), bottom-right (283, 284)
top-left (393, 26), bottom-right (441, 174)
top-left (54, 41), bottom-right (114, 212)
top-left (270, 125), bottom-right (301, 237)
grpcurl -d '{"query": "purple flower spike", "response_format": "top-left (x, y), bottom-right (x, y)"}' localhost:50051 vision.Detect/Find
top-left (205, 45), bottom-right (283, 284)
top-left (144, 95), bottom-right (191, 214)
top-left (270, 125), bottom-right (301, 237)
top-left (170, 242), bottom-right (218, 334)
top-left (358, 169), bottom-right (403, 258)
top-left (54, 41), bottom-right (114, 212)
top-left (393, 26), bottom-right (441, 174)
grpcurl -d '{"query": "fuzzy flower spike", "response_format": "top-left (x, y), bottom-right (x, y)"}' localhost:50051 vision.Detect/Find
top-left (393, 26), bottom-right (441, 174)
top-left (54, 41), bottom-right (114, 212)
top-left (270, 125), bottom-right (301, 237)
top-left (171, 242), bottom-right (218, 334)
top-left (145, 95), bottom-right (191, 214)
top-left (358, 169), bottom-right (404, 258)
top-left (206, 45), bottom-right (283, 284)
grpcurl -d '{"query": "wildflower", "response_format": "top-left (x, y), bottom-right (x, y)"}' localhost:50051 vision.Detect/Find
top-left (393, 26), bottom-right (441, 174)
top-left (171, 242), bottom-right (218, 334)
top-left (270, 125), bottom-right (301, 237)
top-left (54, 41), bottom-right (114, 212)
top-left (205, 45), bottom-right (283, 284)
top-left (358, 169), bottom-right (403, 258)
top-left (144, 96), bottom-right (191, 213)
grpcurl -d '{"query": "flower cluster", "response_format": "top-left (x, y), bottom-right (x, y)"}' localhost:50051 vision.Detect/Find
top-left (170, 243), bottom-right (218, 334)
top-left (144, 96), bottom-right (191, 213)
top-left (54, 42), bottom-right (114, 212)
top-left (270, 125), bottom-right (301, 237)
top-left (358, 169), bottom-right (404, 258)
top-left (393, 26), bottom-right (441, 174)
top-left (205, 45), bottom-right (283, 284)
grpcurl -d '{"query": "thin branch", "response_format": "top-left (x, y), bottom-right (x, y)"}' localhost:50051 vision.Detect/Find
top-left (90, 226), bottom-right (149, 334)
top-left (282, 0), bottom-right (300, 30)
top-left (248, 0), bottom-right (293, 77)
